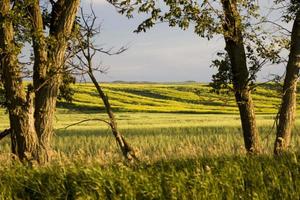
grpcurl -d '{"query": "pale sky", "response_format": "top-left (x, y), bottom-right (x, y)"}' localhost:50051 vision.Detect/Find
top-left (80, 0), bottom-right (287, 82)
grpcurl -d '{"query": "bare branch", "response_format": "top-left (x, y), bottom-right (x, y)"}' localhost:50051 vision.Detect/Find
top-left (0, 129), bottom-right (10, 141)
top-left (92, 46), bottom-right (128, 56)
top-left (68, 5), bottom-right (138, 162)
top-left (58, 118), bottom-right (111, 130)
top-left (259, 20), bottom-right (292, 35)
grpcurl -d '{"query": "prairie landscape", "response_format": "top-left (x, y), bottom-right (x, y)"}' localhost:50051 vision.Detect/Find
top-left (1, 0), bottom-right (300, 199)
top-left (0, 83), bottom-right (299, 199)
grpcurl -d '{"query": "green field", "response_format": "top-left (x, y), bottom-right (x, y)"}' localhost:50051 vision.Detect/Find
top-left (58, 82), bottom-right (300, 114)
top-left (0, 83), bottom-right (300, 199)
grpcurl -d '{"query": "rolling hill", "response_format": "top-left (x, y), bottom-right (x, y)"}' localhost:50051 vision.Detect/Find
top-left (57, 82), bottom-right (297, 114)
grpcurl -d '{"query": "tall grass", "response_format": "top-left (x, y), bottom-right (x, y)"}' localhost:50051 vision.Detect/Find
top-left (0, 155), bottom-right (299, 199)
top-left (0, 83), bottom-right (300, 199)
top-left (0, 118), bottom-right (299, 199)
top-left (1, 113), bottom-right (300, 163)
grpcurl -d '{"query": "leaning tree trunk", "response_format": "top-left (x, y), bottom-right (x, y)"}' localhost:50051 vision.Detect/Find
top-left (29, 0), bottom-right (80, 163)
top-left (88, 70), bottom-right (138, 161)
top-left (0, 0), bottom-right (38, 161)
top-left (221, 0), bottom-right (260, 153)
top-left (274, 11), bottom-right (300, 155)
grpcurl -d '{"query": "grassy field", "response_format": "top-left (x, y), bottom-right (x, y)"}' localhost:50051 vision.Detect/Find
top-left (0, 155), bottom-right (299, 199)
top-left (0, 83), bottom-right (300, 199)
top-left (58, 82), bottom-right (300, 114)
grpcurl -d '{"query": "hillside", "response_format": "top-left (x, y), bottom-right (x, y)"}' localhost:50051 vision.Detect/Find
top-left (57, 82), bottom-right (299, 114)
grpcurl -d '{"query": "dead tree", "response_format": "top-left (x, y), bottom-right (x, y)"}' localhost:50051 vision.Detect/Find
top-left (70, 7), bottom-right (138, 162)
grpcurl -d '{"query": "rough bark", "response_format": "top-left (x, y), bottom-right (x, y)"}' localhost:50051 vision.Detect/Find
top-left (274, 11), bottom-right (300, 155)
top-left (0, 0), bottom-right (38, 161)
top-left (29, 0), bottom-right (80, 163)
top-left (221, 0), bottom-right (260, 153)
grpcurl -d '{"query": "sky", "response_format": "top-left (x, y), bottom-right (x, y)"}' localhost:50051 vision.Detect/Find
top-left (80, 0), bottom-right (287, 82)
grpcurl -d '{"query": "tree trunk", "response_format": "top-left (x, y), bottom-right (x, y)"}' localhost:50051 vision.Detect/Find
top-left (274, 11), bottom-right (300, 155)
top-left (34, 81), bottom-right (60, 163)
top-left (0, 0), bottom-right (38, 161)
top-left (235, 89), bottom-right (259, 152)
top-left (88, 70), bottom-right (138, 161)
top-left (29, 0), bottom-right (80, 163)
top-left (222, 0), bottom-right (260, 153)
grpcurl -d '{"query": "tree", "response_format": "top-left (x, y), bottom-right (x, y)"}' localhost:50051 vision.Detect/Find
top-left (28, 0), bottom-right (80, 163)
top-left (0, 0), bottom-right (38, 161)
top-left (108, 0), bottom-right (278, 153)
top-left (0, 0), bottom-right (80, 163)
top-left (274, 1), bottom-right (300, 154)
top-left (220, 0), bottom-right (259, 153)
top-left (69, 8), bottom-right (138, 161)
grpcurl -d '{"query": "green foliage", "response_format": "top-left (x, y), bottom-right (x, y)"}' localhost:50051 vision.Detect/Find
top-left (8, 0), bottom-right (33, 47)
top-left (110, 0), bottom-right (221, 38)
top-left (108, 0), bottom-right (261, 39)
top-left (58, 70), bottom-right (76, 103)
top-left (210, 52), bottom-right (233, 94)
top-left (275, 0), bottom-right (300, 22)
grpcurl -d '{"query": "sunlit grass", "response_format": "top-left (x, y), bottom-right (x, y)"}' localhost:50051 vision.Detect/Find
top-left (0, 83), bottom-right (300, 199)
top-left (1, 112), bottom-right (300, 165)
